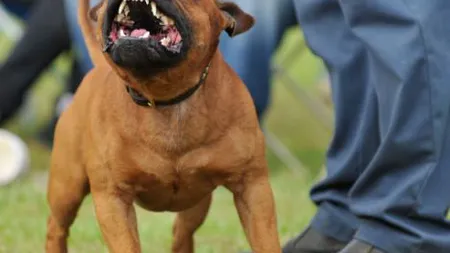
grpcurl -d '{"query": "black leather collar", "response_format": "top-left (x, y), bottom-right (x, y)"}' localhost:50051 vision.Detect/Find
top-left (126, 62), bottom-right (211, 108)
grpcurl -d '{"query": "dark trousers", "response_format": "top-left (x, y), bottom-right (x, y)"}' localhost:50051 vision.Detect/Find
top-left (0, 0), bottom-right (82, 125)
top-left (294, 0), bottom-right (450, 252)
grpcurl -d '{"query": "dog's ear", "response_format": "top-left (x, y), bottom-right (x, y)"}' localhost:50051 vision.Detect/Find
top-left (89, 1), bottom-right (104, 22)
top-left (219, 2), bottom-right (255, 37)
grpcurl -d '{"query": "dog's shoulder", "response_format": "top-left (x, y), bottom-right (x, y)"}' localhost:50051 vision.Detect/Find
top-left (68, 66), bottom-right (118, 115)
top-left (78, 66), bottom-right (118, 93)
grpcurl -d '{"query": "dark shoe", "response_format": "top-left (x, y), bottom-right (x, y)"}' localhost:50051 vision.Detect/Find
top-left (282, 226), bottom-right (348, 253)
top-left (338, 239), bottom-right (385, 253)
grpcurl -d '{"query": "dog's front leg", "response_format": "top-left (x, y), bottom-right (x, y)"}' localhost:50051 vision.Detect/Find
top-left (229, 172), bottom-right (281, 253)
top-left (91, 189), bottom-right (141, 253)
top-left (172, 194), bottom-right (212, 253)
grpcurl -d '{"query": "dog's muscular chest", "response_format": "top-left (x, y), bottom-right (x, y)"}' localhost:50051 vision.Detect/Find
top-left (131, 162), bottom-right (214, 212)
top-left (99, 128), bottom-right (254, 212)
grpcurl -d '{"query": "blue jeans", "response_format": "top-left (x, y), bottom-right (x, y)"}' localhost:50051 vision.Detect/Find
top-left (295, 0), bottom-right (450, 252)
top-left (2, 0), bottom-right (31, 19)
top-left (219, 0), bottom-right (297, 118)
top-left (63, 0), bottom-right (96, 75)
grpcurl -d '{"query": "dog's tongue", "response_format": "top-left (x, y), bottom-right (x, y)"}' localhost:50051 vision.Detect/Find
top-left (131, 29), bottom-right (148, 37)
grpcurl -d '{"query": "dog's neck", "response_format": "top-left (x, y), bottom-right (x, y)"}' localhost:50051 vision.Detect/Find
top-left (125, 49), bottom-right (224, 115)
top-left (132, 51), bottom-right (229, 152)
top-left (125, 61), bottom-right (211, 108)
top-left (112, 51), bottom-right (235, 153)
top-left (124, 39), bottom-right (221, 102)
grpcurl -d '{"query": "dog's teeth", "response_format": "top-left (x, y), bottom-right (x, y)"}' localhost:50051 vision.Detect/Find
top-left (159, 15), bottom-right (174, 26)
top-left (160, 37), bottom-right (171, 47)
top-left (163, 16), bottom-right (170, 25)
top-left (118, 0), bottom-right (126, 14)
top-left (151, 2), bottom-right (157, 16)
top-left (161, 16), bottom-right (167, 25)
top-left (150, 2), bottom-right (156, 15)
top-left (115, 13), bottom-right (125, 22)
top-left (161, 16), bottom-right (174, 26)
top-left (119, 29), bottom-right (126, 38)
top-left (145, 0), bottom-right (150, 5)
top-left (124, 5), bottom-right (130, 16)
top-left (141, 31), bottom-right (150, 39)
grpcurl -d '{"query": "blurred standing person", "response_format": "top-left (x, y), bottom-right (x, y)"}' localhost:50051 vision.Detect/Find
top-left (219, 0), bottom-right (297, 120)
top-left (279, 0), bottom-right (450, 253)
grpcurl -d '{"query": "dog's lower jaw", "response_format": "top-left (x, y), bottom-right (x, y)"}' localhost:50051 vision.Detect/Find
top-left (108, 41), bottom-right (187, 78)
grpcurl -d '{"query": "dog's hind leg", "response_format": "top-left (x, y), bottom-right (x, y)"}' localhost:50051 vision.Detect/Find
top-left (45, 155), bottom-right (89, 253)
top-left (172, 194), bottom-right (212, 253)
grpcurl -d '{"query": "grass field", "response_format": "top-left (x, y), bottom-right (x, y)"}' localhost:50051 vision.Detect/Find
top-left (0, 27), bottom-right (332, 252)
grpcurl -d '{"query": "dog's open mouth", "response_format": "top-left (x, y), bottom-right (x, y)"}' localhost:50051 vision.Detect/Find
top-left (109, 0), bottom-right (183, 53)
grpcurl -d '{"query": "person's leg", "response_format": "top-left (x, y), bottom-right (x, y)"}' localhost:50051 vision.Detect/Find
top-left (0, 0), bottom-right (71, 124)
top-left (2, 0), bottom-right (33, 19)
top-left (34, 0), bottom-right (100, 148)
top-left (38, 60), bottom-right (84, 147)
top-left (332, 1), bottom-right (450, 252)
top-left (283, 0), bottom-right (381, 249)
top-left (63, 0), bottom-right (96, 75)
top-left (219, 0), bottom-right (297, 120)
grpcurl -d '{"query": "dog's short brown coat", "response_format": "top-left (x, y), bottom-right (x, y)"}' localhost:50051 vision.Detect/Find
top-left (45, 0), bottom-right (281, 252)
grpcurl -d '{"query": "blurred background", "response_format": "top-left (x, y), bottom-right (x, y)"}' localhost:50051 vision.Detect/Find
top-left (0, 0), bottom-right (334, 252)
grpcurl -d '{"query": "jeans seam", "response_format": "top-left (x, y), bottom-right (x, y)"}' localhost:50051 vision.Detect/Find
top-left (338, 0), bottom-right (438, 202)
top-left (400, 1), bottom-right (442, 252)
top-left (399, 0), bottom-right (437, 205)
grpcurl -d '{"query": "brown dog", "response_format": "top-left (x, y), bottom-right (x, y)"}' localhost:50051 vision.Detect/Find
top-left (45, 0), bottom-right (281, 252)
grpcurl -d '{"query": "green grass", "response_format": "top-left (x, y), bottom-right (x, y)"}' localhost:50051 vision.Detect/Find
top-left (1, 170), bottom-right (317, 253)
top-left (0, 28), bottom-right (330, 252)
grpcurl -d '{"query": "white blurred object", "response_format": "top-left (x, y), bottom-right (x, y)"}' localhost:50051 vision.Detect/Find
top-left (0, 3), bottom-right (24, 41)
top-left (0, 129), bottom-right (29, 186)
top-left (0, 5), bottom-right (29, 186)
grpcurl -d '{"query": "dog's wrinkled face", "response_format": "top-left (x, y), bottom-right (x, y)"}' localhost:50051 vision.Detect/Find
top-left (97, 0), bottom-right (254, 79)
